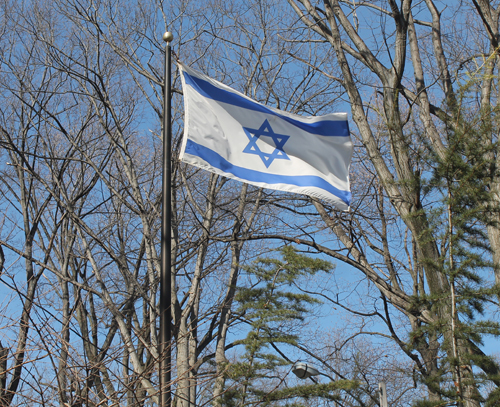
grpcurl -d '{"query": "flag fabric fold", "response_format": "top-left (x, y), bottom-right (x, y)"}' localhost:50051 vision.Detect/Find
top-left (178, 62), bottom-right (353, 210)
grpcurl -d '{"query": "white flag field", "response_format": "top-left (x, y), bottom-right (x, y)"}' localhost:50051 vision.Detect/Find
top-left (178, 62), bottom-right (353, 210)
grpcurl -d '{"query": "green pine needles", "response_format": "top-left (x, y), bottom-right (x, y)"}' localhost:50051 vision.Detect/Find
top-left (411, 88), bottom-right (500, 406)
top-left (218, 246), bottom-right (357, 407)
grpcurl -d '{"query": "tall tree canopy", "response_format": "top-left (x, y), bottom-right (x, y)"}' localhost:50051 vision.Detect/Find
top-left (0, 0), bottom-right (499, 406)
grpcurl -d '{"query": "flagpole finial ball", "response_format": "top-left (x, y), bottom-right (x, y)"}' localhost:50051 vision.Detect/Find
top-left (163, 32), bottom-right (174, 43)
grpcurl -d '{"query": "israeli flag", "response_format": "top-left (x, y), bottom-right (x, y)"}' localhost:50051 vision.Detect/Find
top-left (178, 62), bottom-right (353, 210)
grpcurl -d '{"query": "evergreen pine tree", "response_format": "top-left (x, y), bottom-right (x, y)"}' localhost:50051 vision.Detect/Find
top-left (411, 84), bottom-right (500, 406)
top-left (219, 246), bottom-right (358, 407)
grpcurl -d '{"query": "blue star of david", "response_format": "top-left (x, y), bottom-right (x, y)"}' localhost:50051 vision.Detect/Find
top-left (242, 120), bottom-right (290, 168)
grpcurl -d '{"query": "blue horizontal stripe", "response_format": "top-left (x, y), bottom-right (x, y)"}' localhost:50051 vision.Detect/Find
top-left (185, 139), bottom-right (351, 205)
top-left (183, 71), bottom-right (349, 137)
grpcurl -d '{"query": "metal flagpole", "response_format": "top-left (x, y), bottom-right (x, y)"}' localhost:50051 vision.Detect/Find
top-left (160, 31), bottom-right (173, 407)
